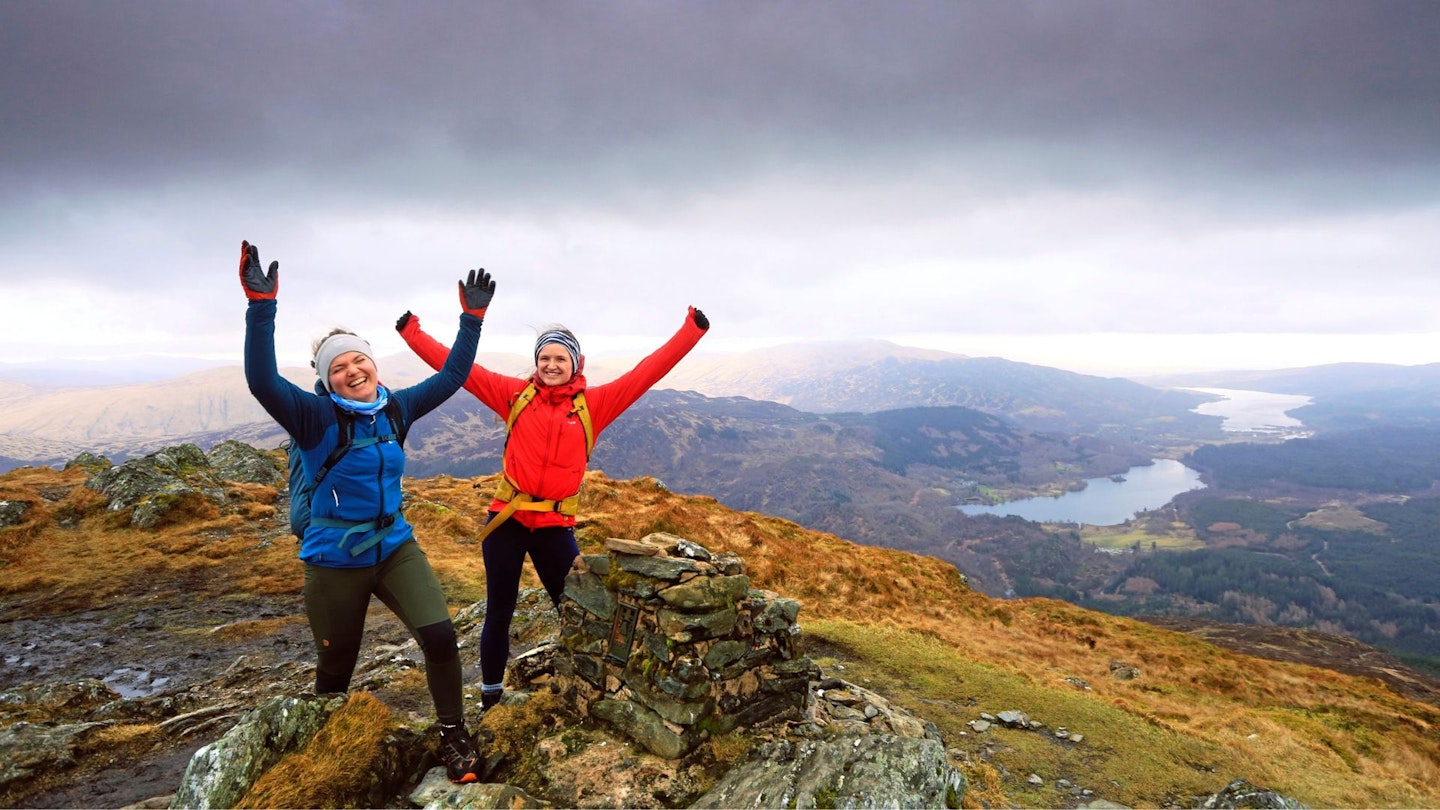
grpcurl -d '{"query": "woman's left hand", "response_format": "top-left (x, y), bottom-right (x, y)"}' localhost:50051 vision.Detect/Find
top-left (459, 268), bottom-right (496, 317)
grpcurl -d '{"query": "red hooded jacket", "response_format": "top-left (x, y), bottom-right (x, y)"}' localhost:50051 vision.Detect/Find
top-left (399, 308), bottom-right (707, 528)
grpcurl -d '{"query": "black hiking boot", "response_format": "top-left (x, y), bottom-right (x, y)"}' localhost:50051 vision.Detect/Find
top-left (438, 723), bottom-right (480, 784)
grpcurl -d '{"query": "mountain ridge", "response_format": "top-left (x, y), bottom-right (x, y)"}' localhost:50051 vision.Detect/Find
top-left (0, 341), bottom-right (1221, 470)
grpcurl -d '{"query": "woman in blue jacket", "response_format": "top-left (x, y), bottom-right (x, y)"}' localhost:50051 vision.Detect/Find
top-left (238, 240), bottom-right (491, 784)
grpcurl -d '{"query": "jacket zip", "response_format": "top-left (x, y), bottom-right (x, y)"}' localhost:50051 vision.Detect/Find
top-left (372, 413), bottom-right (386, 566)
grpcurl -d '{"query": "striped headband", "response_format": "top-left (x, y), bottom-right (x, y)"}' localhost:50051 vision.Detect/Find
top-left (534, 329), bottom-right (581, 372)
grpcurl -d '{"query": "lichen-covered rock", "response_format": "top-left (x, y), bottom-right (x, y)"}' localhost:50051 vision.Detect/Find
top-left (409, 770), bottom-right (550, 809)
top-left (206, 440), bottom-right (285, 486)
top-left (691, 733), bottom-right (965, 809)
top-left (0, 499), bottom-right (27, 527)
top-left (591, 698), bottom-right (695, 760)
top-left (169, 693), bottom-right (346, 810)
top-left (0, 721), bottom-right (109, 793)
top-left (63, 452), bottom-right (112, 473)
top-left (86, 444), bottom-right (228, 528)
top-left (657, 573), bottom-right (750, 611)
top-left (1201, 778), bottom-right (1309, 809)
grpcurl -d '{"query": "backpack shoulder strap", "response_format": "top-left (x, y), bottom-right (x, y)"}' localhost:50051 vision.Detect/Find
top-left (312, 403), bottom-right (356, 489)
top-left (506, 382), bottom-right (539, 432)
top-left (571, 391), bottom-right (595, 459)
top-left (384, 397), bottom-right (409, 447)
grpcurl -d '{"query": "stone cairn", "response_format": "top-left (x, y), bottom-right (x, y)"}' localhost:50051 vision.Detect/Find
top-left (552, 532), bottom-right (820, 759)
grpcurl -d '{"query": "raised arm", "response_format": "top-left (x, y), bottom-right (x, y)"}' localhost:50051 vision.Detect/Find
top-left (394, 268), bottom-right (493, 419)
top-left (397, 304), bottom-right (524, 417)
top-left (587, 306), bottom-right (709, 429)
top-left (239, 240), bottom-right (317, 437)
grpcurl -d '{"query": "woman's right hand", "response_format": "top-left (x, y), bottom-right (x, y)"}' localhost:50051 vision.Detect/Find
top-left (238, 240), bottom-right (279, 300)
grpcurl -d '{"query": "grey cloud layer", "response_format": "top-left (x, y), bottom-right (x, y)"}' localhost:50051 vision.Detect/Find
top-left (5, 1), bottom-right (1437, 204)
top-left (2, 0), bottom-right (1439, 365)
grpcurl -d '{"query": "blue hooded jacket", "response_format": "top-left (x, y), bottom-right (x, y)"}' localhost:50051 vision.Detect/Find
top-left (244, 298), bottom-right (481, 567)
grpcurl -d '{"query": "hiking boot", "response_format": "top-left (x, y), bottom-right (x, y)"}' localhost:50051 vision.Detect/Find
top-left (438, 724), bottom-right (480, 784)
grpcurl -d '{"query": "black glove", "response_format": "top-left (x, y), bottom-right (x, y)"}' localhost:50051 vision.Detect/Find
top-left (238, 240), bottom-right (278, 300)
top-left (395, 311), bottom-right (414, 332)
top-left (691, 306), bottom-right (709, 330)
top-left (458, 268), bottom-right (496, 316)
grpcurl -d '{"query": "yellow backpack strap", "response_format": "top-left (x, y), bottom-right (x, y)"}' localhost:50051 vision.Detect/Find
top-left (474, 491), bottom-right (583, 543)
top-left (495, 383), bottom-right (538, 504)
top-left (506, 382), bottom-right (539, 433)
top-left (571, 391), bottom-right (595, 459)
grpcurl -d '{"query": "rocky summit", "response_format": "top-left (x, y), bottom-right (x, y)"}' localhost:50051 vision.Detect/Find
top-left (0, 442), bottom-right (1433, 808)
top-left (162, 532), bottom-right (967, 809)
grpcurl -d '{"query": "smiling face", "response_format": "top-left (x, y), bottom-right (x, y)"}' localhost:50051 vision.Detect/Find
top-left (327, 351), bottom-right (379, 402)
top-left (535, 343), bottom-right (575, 386)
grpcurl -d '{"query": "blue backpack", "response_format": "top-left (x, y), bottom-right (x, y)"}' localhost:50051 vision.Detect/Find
top-left (286, 394), bottom-right (409, 540)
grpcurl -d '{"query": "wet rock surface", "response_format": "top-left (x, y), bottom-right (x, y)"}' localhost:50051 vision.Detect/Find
top-left (0, 590), bottom-right (322, 808)
top-left (1, 596), bottom-right (313, 698)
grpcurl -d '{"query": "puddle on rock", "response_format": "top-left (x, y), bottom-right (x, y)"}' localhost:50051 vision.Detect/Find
top-left (102, 667), bottom-right (171, 698)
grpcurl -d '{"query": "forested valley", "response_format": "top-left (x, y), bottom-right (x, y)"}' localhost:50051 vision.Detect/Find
top-left (991, 425), bottom-right (1440, 675)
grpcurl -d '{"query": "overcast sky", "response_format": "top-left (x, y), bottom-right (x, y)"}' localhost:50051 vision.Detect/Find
top-left (3, 1), bottom-right (1439, 378)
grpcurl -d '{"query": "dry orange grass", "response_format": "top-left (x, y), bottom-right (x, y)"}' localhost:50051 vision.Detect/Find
top-left (4, 464), bottom-right (1438, 806)
top-left (209, 615), bottom-right (309, 641)
top-left (0, 466), bottom-right (300, 613)
top-left (237, 692), bottom-right (394, 809)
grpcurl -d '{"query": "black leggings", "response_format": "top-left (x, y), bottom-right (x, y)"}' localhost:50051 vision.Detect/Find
top-left (479, 516), bottom-right (580, 688)
top-left (303, 540), bottom-right (465, 724)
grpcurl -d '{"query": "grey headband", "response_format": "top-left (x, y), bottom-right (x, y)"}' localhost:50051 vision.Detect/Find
top-left (534, 329), bottom-right (581, 372)
top-left (314, 334), bottom-right (375, 393)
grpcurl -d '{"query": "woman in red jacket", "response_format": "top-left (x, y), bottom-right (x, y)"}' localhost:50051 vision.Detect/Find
top-left (396, 306), bottom-right (709, 709)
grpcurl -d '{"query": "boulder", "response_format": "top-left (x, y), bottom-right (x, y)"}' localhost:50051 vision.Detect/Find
top-left (1201, 778), bottom-right (1309, 809)
top-left (169, 693), bottom-right (346, 809)
top-left (691, 733), bottom-right (964, 809)
top-left (87, 444), bottom-right (229, 528)
top-left (206, 440), bottom-right (285, 486)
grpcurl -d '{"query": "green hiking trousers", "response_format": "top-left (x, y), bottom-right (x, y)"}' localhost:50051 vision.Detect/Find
top-left (302, 540), bottom-right (464, 723)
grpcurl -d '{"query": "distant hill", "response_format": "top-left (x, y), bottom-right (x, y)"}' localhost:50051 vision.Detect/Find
top-left (0, 352), bottom-right (516, 468)
top-left (1136, 361), bottom-right (1440, 396)
top-left (663, 341), bottom-right (1221, 440)
top-left (0, 340), bottom-right (1224, 470)
top-left (653, 338), bottom-right (964, 398)
top-left (1138, 362), bottom-right (1440, 433)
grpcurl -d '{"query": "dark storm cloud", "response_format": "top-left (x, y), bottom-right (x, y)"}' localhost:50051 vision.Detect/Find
top-left (3, 1), bottom-right (1437, 208)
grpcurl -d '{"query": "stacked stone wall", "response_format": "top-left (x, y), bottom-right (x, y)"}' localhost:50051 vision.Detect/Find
top-left (553, 532), bottom-right (818, 758)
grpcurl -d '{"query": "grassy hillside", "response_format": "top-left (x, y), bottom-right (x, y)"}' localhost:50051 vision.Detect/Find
top-left (1, 462), bottom-right (1437, 808)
